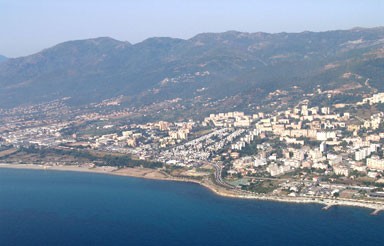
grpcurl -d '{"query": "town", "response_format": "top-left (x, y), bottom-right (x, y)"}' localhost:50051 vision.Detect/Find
top-left (2, 87), bottom-right (384, 206)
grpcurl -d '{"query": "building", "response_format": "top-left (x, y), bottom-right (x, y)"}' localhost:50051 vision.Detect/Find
top-left (316, 131), bottom-right (336, 141)
top-left (355, 147), bottom-right (372, 161)
top-left (233, 156), bottom-right (254, 170)
top-left (333, 165), bottom-right (350, 177)
top-left (292, 149), bottom-right (305, 161)
top-left (321, 107), bottom-right (330, 115)
top-left (367, 155), bottom-right (384, 171)
top-left (327, 154), bottom-right (342, 166)
top-left (254, 157), bottom-right (267, 167)
top-left (362, 92), bottom-right (384, 105)
top-left (320, 141), bottom-right (327, 153)
top-left (267, 164), bottom-right (291, 177)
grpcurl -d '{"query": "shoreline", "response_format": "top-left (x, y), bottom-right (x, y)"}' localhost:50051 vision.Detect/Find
top-left (1, 163), bottom-right (384, 214)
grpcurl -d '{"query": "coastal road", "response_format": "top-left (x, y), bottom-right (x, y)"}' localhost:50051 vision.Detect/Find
top-left (212, 162), bottom-right (234, 189)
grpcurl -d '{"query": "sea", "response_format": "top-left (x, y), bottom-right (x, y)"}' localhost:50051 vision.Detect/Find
top-left (0, 168), bottom-right (383, 246)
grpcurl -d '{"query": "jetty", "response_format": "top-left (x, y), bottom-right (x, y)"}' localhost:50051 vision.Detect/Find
top-left (322, 204), bottom-right (335, 210)
top-left (371, 209), bottom-right (382, 216)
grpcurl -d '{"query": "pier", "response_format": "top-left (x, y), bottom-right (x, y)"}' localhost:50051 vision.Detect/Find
top-left (371, 209), bottom-right (382, 216)
top-left (322, 204), bottom-right (335, 210)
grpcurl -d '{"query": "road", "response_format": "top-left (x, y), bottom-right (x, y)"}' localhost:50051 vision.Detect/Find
top-left (212, 162), bottom-right (234, 189)
top-left (365, 78), bottom-right (378, 93)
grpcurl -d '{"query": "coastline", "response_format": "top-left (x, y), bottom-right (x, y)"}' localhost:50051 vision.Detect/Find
top-left (1, 163), bottom-right (384, 214)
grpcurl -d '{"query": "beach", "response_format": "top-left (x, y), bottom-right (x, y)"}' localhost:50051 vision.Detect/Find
top-left (1, 163), bottom-right (384, 214)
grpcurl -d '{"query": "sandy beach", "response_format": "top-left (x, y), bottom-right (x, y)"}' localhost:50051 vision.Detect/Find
top-left (0, 163), bottom-right (171, 180)
top-left (1, 163), bottom-right (384, 214)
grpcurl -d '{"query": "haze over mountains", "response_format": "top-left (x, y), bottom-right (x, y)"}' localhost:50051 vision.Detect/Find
top-left (0, 55), bottom-right (7, 63)
top-left (0, 27), bottom-right (383, 108)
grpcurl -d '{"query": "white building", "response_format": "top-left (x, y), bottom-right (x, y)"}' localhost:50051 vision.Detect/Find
top-left (367, 155), bottom-right (384, 171)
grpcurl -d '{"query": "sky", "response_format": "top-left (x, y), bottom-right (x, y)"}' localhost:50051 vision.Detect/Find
top-left (1, 0), bottom-right (383, 57)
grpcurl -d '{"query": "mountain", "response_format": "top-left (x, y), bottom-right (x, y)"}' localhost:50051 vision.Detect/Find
top-left (0, 55), bottom-right (7, 63)
top-left (0, 27), bottom-right (384, 108)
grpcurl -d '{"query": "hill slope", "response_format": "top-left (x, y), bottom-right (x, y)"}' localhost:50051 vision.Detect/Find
top-left (0, 27), bottom-right (384, 108)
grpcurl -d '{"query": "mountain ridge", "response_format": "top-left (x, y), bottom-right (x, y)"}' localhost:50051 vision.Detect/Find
top-left (0, 27), bottom-right (383, 108)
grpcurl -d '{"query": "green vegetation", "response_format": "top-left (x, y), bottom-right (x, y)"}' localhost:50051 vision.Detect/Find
top-left (238, 137), bottom-right (264, 156)
top-left (102, 155), bottom-right (163, 168)
top-left (0, 28), bottom-right (383, 112)
top-left (243, 180), bottom-right (278, 194)
top-left (18, 146), bottom-right (163, 169)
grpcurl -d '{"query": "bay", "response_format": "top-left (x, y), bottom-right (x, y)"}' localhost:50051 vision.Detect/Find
top-left (0, 168), bottom-right (383, 246)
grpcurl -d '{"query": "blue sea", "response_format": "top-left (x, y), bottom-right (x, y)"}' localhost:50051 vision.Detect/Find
top-left (1, 168), bottom-right (383, 246)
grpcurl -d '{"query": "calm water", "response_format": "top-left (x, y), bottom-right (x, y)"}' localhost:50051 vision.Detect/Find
top-left (0, 168), bottom-right (383, 246)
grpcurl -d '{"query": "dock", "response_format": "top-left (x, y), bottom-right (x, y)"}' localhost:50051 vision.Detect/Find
top-left (322, 204), bottom-right (335, 210)
top-left (371, 209), bottom-right (382, 216)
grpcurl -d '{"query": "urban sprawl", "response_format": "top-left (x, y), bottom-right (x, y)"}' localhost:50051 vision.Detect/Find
top-left (2, 91), bottom-right (384, 204)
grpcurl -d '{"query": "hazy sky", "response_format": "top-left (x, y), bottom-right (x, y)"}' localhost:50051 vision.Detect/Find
top-left (1, 0), bottom-right (383, 57)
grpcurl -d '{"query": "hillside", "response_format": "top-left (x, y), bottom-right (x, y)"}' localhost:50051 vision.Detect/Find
top-left (0, 27), bottom-right (383, 108)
